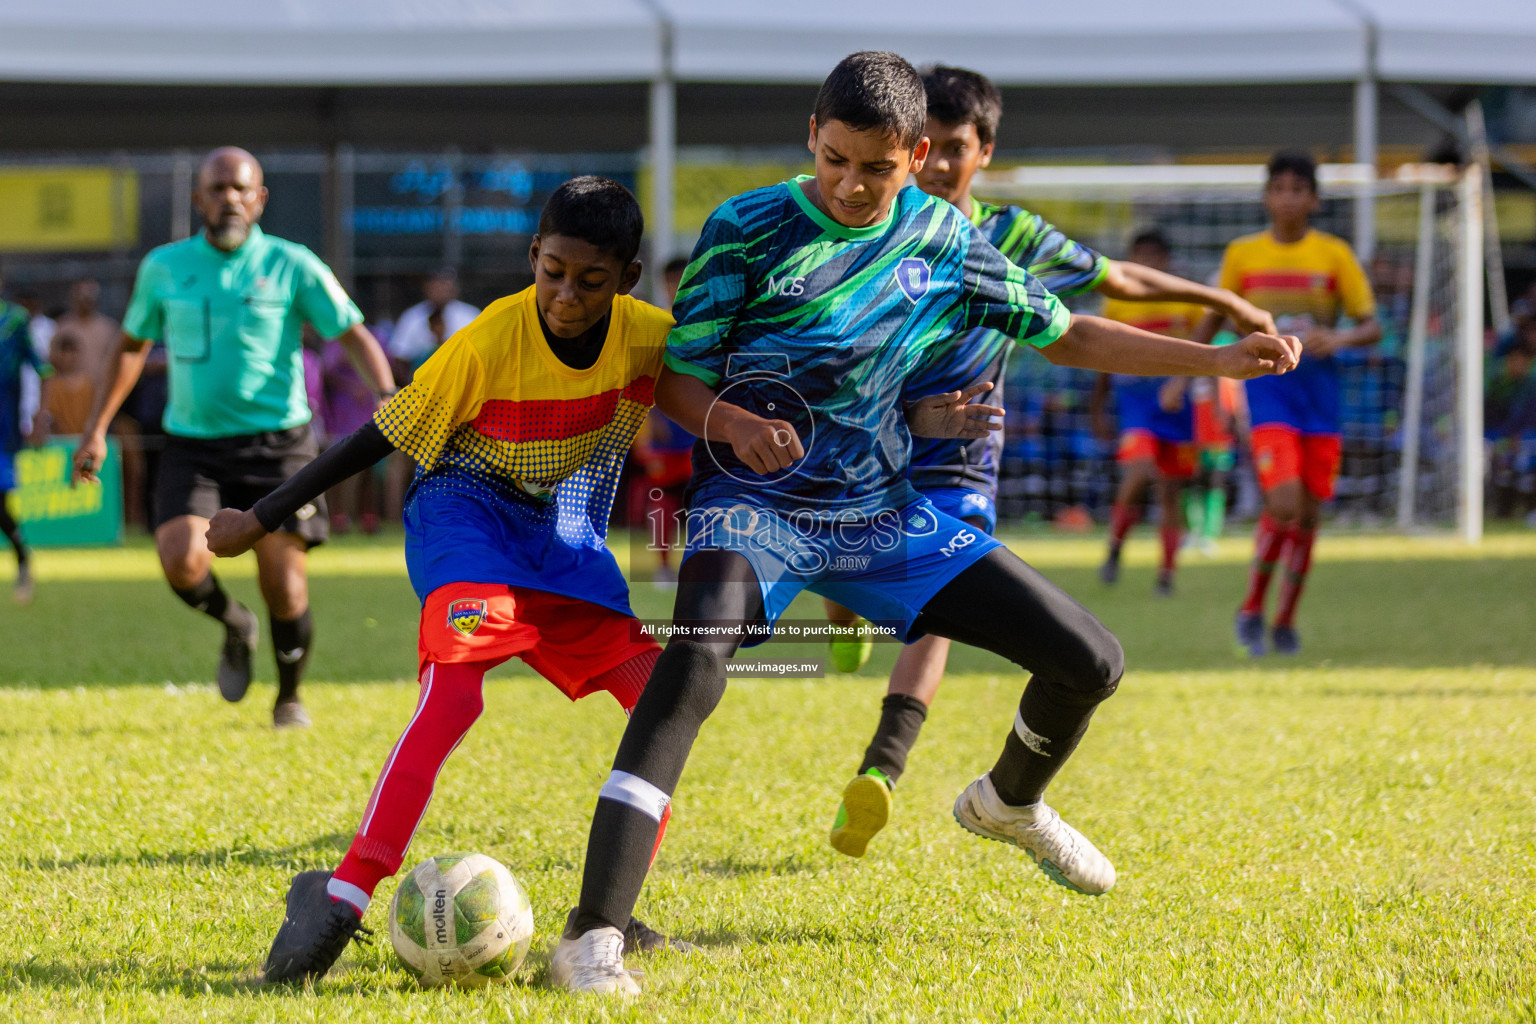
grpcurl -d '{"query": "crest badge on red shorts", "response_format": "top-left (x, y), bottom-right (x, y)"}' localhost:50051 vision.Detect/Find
top-left (448, 599), bottom-right (487, 636)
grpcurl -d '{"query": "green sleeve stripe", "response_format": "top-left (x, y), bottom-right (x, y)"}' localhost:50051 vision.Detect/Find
top-left (663, 350), bottom-right (722, 386)
top-left (1085, 255), bottom-right (1111, 291)
top-left (1020, 299), bottom-right (1071, 350)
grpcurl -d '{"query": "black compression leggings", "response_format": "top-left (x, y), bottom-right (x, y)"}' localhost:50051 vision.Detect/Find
top-left (571, 545), bottom-right (1123, 934)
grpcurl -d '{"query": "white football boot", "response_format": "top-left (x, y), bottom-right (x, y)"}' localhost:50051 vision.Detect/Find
top-left (550, 925), bottom-right (641, 996)
top-left (953, 773), bottom-right (1116, 895)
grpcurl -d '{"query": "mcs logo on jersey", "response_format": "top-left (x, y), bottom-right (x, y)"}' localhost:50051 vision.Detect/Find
top-left (447, 599), bottom-right (488, 636)
top-left (895, 257), bottom-right (931, 302)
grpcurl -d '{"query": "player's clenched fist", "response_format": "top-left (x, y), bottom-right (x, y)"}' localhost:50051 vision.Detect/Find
top-left (1216, 333), bottom-right (1302, 379)
top-left (71, 433), bottom-right (108, 486)
top-left (206, 507), bottom-right (268, 557)
top-left (721, 413), bottom-right (805, 475)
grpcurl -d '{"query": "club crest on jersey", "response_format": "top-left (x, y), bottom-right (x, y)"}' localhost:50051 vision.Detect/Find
top-left (894, 257), bottom-right (931, 302)
top-left (448, 599), bottom-right (487, 636)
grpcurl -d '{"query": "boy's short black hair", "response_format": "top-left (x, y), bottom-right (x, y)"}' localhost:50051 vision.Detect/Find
top-left (920, 65), bottom-right (1003, 147)
top-left (1266, 150), bottom-right (1318, 192)
top-left (814, 51), bottom-right (927, 150)
top-left (538, 176), bottom-right (644, 264)
top-left (1130, 228), bottom-right (1171, 253)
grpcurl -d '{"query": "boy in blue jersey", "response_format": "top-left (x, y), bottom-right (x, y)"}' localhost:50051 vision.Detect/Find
top-left (825, 67), bottom-right (1277, 859)
top-left (552, 52), bottom-right (1300, 995)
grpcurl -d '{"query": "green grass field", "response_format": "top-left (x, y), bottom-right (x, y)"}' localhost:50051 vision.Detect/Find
top-left (2, 529), bottom-right (1533, 1022)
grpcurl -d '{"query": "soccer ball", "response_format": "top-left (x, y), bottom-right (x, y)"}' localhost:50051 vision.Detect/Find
top-left (388, 852), bottom-right (535, 987)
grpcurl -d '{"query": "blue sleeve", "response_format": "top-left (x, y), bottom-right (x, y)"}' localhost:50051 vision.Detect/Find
top-left (959, 227), bottom-right (1071, 349)
top-left (662, 202), bottom-right (748, 387)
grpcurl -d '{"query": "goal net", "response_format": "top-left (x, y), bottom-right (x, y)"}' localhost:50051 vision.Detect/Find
top-left (971, 163), bottom-right (1484, 540)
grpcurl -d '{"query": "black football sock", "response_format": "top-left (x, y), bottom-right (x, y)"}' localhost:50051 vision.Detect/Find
top-left (569, 641), bottom-right (728, 937)
top-left (271, 609), bottom-right (313, 703)
top-left (171, 572), bottom-right (249, 628)
top-left (0, 500), bottom-right (27, 565)
top-left (989, 675), bottom-right (1108, 807)
top-left (856, 694), bottom-right (929, 784)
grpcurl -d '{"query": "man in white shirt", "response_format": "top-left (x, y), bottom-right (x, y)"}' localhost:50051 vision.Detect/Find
top-left (386, 269), bottom-right (479, 377)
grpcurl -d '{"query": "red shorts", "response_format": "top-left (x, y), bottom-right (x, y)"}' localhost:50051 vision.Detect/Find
top-left (418, 583), bottom-right (661, 701)
top-left (1251, 425), bottom-right (1342, 499)
top-left (1118, 430), bottom-right (1197, 480)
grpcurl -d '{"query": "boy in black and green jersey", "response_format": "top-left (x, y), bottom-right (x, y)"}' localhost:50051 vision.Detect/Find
top-left (552, 52), bottom-right (1300, 995)
top-left (826, 65), bottom-right (1278, 860)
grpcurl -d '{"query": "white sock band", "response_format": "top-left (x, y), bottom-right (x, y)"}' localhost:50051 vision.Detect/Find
top-left (1013, 709), bottom-right (1051, 757)
top-left (598, 769), bottom-right (671, 822)
top-left (326, 877), bottom-right (371, 915)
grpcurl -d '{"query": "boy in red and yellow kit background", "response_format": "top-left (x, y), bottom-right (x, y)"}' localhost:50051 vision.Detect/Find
top-left (1203, 152), bottom-right (1381, 656)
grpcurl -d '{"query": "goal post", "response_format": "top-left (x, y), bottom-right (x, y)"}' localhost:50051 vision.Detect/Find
top-left (972, 162), bottom-right (1484, 540)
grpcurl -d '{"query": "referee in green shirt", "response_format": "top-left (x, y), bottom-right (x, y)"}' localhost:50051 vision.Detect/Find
top-left (75, 147), bottom-right (395, 728)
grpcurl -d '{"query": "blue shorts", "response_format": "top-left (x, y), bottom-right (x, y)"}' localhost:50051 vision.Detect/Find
top-left (920, 486), bottom-right (996, 534)
top-left (683, 497), bottom-right (1002, 644)
top-left (1117, 387), bottom-right (1194, 443)
top-left (0, 451), bottom-right (14, 492)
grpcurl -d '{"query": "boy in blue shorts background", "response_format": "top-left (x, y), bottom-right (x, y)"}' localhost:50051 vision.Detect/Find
top-left (1090, 229), bottom-right (1209, 598)
top-left (552, 52), bottom-right (1299, 994)
top-left (825, 68), bottom-right (1275, 860)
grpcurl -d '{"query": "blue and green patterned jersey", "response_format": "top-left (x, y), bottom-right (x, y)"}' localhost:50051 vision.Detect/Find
top-left (665, 177), bottom-right (1069, 517)
top-left (1, 300), bottom-right (48, 455)
top-left (905, 198), bottom-right (1108, 494)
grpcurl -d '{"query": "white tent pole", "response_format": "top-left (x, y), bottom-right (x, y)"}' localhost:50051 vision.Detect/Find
top-left (1457, 167), bottom-right (1485, 544)
top-left (1353, 77), bottom-right (1377, 261)
top-left (1465, 100), bottom-right (1511, 335)
top-left (170, 148), bottom-right (193, 241)
top-left (1396, 182), bottom-right (1434, 529)
top-left (646, 5), bottom-right (676, 305)
top-left (1351, 18), bottom-right (1378, 262)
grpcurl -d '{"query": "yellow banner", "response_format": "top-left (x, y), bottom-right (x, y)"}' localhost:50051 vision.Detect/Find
top-left (0, 166), bottom-right (139, 252)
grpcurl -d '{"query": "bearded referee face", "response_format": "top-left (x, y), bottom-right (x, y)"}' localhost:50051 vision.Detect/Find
top-left (194, 147), bottom-right (269, 251)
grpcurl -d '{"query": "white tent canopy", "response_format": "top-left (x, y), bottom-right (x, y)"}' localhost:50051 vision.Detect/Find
top-left (661, 0), bottom-right (1369, 85)
top-left (1, 0), bottom-right (1534, 87)
top-left (0, 0), bottom-right (662, 84)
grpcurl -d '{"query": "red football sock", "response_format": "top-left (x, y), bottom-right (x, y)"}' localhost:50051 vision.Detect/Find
top-left (331, 658), bottom-right (493, 913)
top-left (1240, 512), bottom-right (1292, 615)
top-left (1108, 502), bottom-right (1140, 550)
top-left (1159, 522), bottom-right (1181, 573)
top-left (1272, 527), bottom-right (1317, 628)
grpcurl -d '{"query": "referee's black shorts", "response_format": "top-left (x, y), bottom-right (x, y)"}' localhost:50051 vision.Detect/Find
top-left (154, 425), bottom-right (328, 547)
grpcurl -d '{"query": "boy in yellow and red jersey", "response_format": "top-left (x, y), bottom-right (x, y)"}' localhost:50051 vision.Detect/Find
top-left (1201, 152), bottom-right (1381, 657)
top-left (205, 177), bottom-right (687, 983)
top-left (1090, 229), bottom-right (1210, 596)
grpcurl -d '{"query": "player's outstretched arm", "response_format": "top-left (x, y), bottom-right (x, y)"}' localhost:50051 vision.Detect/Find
top-left (73, 332), bottom-right (152, 485)
top-left (905, 381), bottom-right (1006, 438)
top-left (206, 421), bottom-right (396, 557)
top-left (654, 365), bottom-right (804, 475)
top-left (1043, 315), bottom-right (1301, 380)
top-left (1098, 261), bottom-right (1277, 337)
